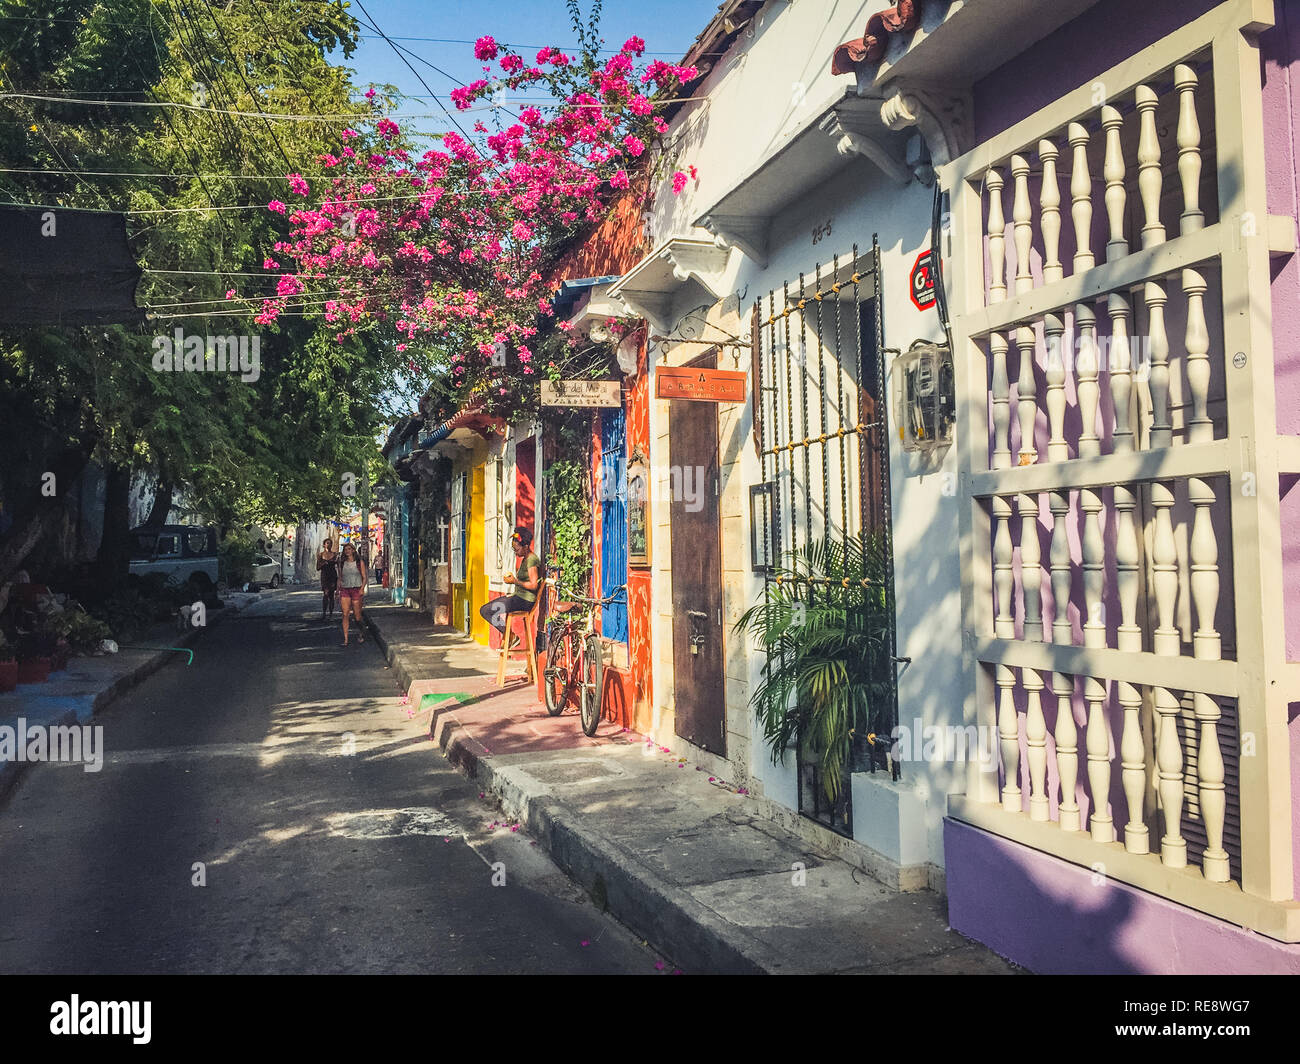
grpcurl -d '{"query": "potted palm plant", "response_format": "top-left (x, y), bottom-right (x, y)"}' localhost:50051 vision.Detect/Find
top-left (734, 534), bottom-right (893, 804)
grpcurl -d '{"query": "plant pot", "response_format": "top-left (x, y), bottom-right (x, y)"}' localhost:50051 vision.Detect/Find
top-left (15, 583), bottom-right (49, 607)
top-left (16, 657), bottom-right (51, 684)
top-left (0, 660), bottom-right (17, 692)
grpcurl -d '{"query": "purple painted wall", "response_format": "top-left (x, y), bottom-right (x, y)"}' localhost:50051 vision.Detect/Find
top-left (946, 819), bottom-right (1300, 973)
top-left (973, 0), bottom-right (1223, 143)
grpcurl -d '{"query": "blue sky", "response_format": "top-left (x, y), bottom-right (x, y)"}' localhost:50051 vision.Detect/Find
top-left (338, 0), bottom-right (722, 137)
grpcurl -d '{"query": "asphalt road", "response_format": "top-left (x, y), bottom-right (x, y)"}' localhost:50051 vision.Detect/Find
top-left (0, 589), bottom-right (661, 974)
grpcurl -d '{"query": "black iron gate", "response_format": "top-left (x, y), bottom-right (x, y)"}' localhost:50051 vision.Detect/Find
top-left (752, 237), bottom-right (898, 837)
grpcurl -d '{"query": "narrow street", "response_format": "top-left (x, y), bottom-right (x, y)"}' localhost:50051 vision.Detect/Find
top-left (0, 590), bottom-right (659, 974)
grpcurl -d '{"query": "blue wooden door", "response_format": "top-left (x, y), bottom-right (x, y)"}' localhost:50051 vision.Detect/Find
top-left (599, 407), bottom-right (628, 642)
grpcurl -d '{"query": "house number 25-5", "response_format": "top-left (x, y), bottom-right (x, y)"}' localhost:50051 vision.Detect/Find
top-left (812, 219), bottom-right (833, 245)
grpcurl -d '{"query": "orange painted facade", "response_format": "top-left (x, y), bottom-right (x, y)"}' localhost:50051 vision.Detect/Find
top-left (545, 188), bottom-right (654, 734)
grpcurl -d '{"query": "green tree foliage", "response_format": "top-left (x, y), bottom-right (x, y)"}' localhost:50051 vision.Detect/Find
top-left (0, 0), bottom-right (402, 597)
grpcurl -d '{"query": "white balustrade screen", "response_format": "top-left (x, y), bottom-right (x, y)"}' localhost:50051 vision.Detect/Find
top-left (945, 0), bottom-right (1297, 940)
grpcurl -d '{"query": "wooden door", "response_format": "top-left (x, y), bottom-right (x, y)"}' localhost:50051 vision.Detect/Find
top-left (669, 353), bottom-right (726, 755)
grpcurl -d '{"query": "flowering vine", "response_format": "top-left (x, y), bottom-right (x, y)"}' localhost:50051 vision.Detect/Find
top-left (250, 26), bottom-right (696, 415)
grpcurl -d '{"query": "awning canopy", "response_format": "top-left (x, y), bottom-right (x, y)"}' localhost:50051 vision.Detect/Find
top-left (0, 206), bottom-right (143, 325)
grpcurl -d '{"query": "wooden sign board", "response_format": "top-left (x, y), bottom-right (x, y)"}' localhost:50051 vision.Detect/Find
top-left (540, 379), bottom-right (622, 407)
top-left (656, 366), bottom-right (747, 402)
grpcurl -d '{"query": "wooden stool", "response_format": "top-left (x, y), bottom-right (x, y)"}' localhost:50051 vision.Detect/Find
top-left (496, 594), bottom-right (539, 686)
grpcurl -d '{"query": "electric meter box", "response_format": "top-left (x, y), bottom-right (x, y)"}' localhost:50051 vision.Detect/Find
top-left (894, 341), bottom-right (954, 453)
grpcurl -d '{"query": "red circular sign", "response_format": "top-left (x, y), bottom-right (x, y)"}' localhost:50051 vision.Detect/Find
top-left (910, 250), bottom-right (937, 312)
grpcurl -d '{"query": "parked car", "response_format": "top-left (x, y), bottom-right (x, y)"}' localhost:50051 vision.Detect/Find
top-left (128, 525), bottom-right (219, 592)
top-left (250, 554), bottom-right (282, 588)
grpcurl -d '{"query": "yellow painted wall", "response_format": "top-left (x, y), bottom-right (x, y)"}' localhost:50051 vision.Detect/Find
top-left (468, 463), bottom-right (489, 645)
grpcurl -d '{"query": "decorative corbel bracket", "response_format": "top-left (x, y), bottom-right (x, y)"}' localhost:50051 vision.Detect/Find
top-left (699, 213), bottom-right (770, 269)
top-left (659, 240), bottom-right (730, 297)
top-left (818, 103), bottom-right (912, 186)
top-left (610, 291), bottom-right (672, 335)
top-left (879, 83), bottom-right (972, 176)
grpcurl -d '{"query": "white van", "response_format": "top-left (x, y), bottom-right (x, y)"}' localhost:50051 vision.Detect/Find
top-left (128, 525), bottom-right (219, 590)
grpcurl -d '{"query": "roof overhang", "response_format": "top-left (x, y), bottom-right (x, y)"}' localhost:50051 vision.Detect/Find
top-left (851, 0), bottom-right (1107, 95)
top-left (692, 89), bottom-right (919, 268)
top-left (607, 237), bottom-right (731, 333)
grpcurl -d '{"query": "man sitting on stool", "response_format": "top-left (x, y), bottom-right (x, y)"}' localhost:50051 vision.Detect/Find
top-left (480, 526), bottom-right (541, 635)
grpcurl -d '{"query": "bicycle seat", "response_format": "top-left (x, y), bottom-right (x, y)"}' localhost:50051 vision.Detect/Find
top-left (553, 601), bottom-right (576, 614)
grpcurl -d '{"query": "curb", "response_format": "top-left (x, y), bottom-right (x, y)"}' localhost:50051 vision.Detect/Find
top-left (364, 607), bottom-right (773, 975)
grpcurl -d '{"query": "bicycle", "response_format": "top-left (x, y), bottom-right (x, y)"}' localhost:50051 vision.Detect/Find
top-left (542, 581), bottom-right (627, 737)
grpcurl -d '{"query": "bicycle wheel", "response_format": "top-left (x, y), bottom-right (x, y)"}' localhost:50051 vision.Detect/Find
top-left (580, 633), bottom-right (604, 736)
top-left (543, 626), bottom-right (572, 716)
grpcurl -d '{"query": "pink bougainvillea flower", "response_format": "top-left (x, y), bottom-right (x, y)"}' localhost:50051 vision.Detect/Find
top-left (224, 289), bottom-right (236, 300)
top-left (654, 961), bottom-right (665, 971)
top-left (287, 173), bottom-right (309, 196)
top-left (474, 35), bottom-right (498, 60)
top-left (671, 171), bottom-right (688, 194)
top-left (267, 199), bottom-right (287, 214)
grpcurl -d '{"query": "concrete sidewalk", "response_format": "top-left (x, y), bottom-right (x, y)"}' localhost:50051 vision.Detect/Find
top-left (0, 590), bottom-right (266, 800)
top-left (364, 599), bottom-right (1019, 975)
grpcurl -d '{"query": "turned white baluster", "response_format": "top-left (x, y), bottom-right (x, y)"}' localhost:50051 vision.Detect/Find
top-left (998, 664), bottom-right (1021, 813)
top-left (1189, 474), bottom-right (1226, 878)
top-left (1184, 269), bottom-right (1212, 444)
top-left (1025, 667), bottom-right (1049, 821)
top-left (1102, 105), bottom-right (1128, 260)
top-left (1115, 470), bottom-right (1147, 854)
top-left (1081, 488), bottom-right (1112, 842)
top-left (1136, 84), bottom-right (1166, 248)
top-left (1039, 139), bottom-right (1063, 283)
top-left (1146, 281), bottom-right (1171, 449)
top-left (1109, 291), bottom-right (1134, 454)
top-left (994, 496), bottom-right (1015, 638)
top-left (987, 167), bottom-right (1008, 303)
top-left (1069, 122), bottom-right (1094, 273)
top-left (1197, 688), bottom-right (1231, 882)
top-left (1016, 326), bottom-right (1038, 465)
top-left (991, 332), bottom-right (1011, 468)
top-left (1119, 679), bottom-right (1148, 854)
top-left (1012, 154), bottom-right (1033, 294)
top-left (1044, 314), bottom-right (1067, 461)
top-left (1075, 303), bottom-right (1101, 458)
top-left (1050, 491), bottom-right (1080, 830)
top-left (1085, 675), bottom-right (1113, 844)
top-left (1151, 478), bottom-right (1187, 868)
top-left (1176, 64), bottom-right (1204, 234)
top-left (1021, 490), bottom-right (1042, 641)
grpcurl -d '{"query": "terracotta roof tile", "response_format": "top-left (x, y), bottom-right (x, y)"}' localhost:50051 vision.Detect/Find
top-left (832, 0), bottom-right (923, 76)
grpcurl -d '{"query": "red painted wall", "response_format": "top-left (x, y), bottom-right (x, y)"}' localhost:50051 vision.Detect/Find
top-left (543, 188), bottom-right (653, 733)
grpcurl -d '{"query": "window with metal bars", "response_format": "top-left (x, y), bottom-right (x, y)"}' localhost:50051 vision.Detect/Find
top-left (752, 237), bottom-right (899, 837)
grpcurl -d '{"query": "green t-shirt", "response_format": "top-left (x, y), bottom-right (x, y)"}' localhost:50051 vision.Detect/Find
top-left (513, 552), bottom-right (541, 604)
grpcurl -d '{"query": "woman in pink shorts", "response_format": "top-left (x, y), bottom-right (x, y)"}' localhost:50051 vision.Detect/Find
top-left (337, 542), bottom-right (367, 646)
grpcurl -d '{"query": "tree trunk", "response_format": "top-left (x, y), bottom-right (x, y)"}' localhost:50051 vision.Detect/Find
top-left (0, 436), bottom-right (99, 613)
top-left (143, 482), bottom-right (173, 528)
top-left (95, 462), bottom-right (133, 593)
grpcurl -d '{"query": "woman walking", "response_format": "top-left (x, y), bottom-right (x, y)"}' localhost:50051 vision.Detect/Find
top-left (337, 542), bottom-right (368, 646)
top-left (316, 537), bottom-right (338, 619)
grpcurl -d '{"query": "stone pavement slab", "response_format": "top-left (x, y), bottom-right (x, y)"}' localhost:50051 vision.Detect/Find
top-left (364, 599), bottom-right (1021, 975)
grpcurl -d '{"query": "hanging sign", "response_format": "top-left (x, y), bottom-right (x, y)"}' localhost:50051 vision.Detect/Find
top-left (540, 379), bottom-right (622, 407)
top-left (656, 366), bottom-right (747, 402)
top-left (910, 250), bottom-right (937, 311)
